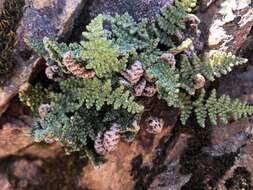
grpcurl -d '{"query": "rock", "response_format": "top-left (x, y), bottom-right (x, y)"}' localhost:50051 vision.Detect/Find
top-left (200, 0), bottom-right (218, 11)
top-left (17, 0), bottom-right (87, 41)
top-left (198, 0), bottom-right (253, 53)
top-left (149, 160), bottom-right (192, 190)
top-left (203, 131), bottom-right (250, 157)
top-left (0, 174), bottom-right (11, 190)
top-left (0, 0), bottom-right (87, 115)
top-left (148, 133), bottom-right (192, 190)
top-left (0, 0), bottom-right (5, 11)
top-left (0, 154), bottom-right (84, 190)
top-left (11, 159), bottom-right (43, 188)
top-left (88, 0), bottom-right (173, 21)
top-left (0, 121), bottom-right (34, 158)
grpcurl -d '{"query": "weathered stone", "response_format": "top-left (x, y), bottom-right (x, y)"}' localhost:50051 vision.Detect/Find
top-left (0, 121), bottom-right (34, 158)
top-left (199, 0), bottom-right (253, 53)
top-left (0, 0), bottom-right (87, 115)
top-left (148, 133), bottom-right (192, 190)
top-left (17, 0), bottom-right (87, 41)
top-left (200, 0), bottom-right (218, 11)
top-left (88, 0), bottom-right (173, 21)
top-left (0, 174), bottom-right (11, 190)
top-left (11, 159), bottom-right (43, 187)
top-left (149, 160), bottom-right (192, 190)
top-left (0, 0), bottom-right (5, 11)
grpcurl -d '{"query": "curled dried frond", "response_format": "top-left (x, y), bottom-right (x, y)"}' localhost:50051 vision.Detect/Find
top-left (121, 60), bottom-right (144, 84)
top-left (193, 73), bottom-right (206, 90)
top-left (103, 123), bottom-right (121, 152)
top-left (45, 65), bottom-right (60, 80)
top-left (94, 123), bottom-right (121, 155)
top-left (145, 116), bottom-right (164, 134)
top-left (38, 104), bottom-right (51, 119)
top-left (62, 51), bottom-right (96, 78)
top-left (134, 78), bottom-right (147, 97)
top-left (160, 53), bottom-right (176, 65)
top-left (94, 132), bottom-right (106, 155)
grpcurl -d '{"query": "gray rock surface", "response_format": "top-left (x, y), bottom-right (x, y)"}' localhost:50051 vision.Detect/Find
top-left (88, 0), bottom-right (173, 21)
top-left (0, 0), bottom-right (87, 116)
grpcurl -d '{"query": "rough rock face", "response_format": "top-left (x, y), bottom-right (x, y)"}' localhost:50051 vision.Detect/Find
top-left (0, 122), bottom-right (33, 158)
top-left (199, 0), bottom-right (253, 53)
top-left (0, 0), bottom-right (87, 115)
top-left (17, 0), bottom-right (87, 41)
top-left (88, 0), bottom-right (173, 21)
top-left (1, 0), bottom-right (253, 189)
top-left (180, 57), bottom-right (253, 189)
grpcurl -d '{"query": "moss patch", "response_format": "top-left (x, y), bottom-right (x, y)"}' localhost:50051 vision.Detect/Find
top-left (0, 0), bottom-right (25, 74)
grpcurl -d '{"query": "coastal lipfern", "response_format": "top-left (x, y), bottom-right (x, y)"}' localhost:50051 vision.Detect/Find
top-left (24, 3), bottom-right (253, 166)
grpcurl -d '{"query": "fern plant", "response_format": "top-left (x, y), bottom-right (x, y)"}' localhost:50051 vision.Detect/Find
top-left (191, 90), bottom-right (253, 127)
top-left (24, 0), bottom-right (253, 165)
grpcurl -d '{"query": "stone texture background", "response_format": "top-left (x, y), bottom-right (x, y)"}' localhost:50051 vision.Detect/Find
top-left (0, 0), bottom-right (253, 189)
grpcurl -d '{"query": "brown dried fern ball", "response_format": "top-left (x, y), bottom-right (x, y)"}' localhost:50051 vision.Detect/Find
top-left (121, 60), bottom-right (144, 84)
top-left (45, 65), bottom-right (59, 80)
top-left (160, 53), bottom-right (176, 65)
top-left (103, 123), bottom-right (121, 152)
top-left (193, 73), bottom-right (206, 90)
top-left (63, 51), bottom-right (96, 78)
top-left (94, 132), bottom-right (106, 155)
top-left (134, 78), bottom-right (146, 97)
top-left (145, 116), bottom-right (164, 134)
top-left (38, 104), bottom-right (51, 119)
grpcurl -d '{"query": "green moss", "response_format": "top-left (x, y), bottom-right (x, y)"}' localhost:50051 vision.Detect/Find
top-left (0, 0), bottom-right (25, 74)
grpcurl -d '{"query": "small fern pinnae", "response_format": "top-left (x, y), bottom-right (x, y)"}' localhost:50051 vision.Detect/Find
top-left (195, 90), bottom-right (253, 127)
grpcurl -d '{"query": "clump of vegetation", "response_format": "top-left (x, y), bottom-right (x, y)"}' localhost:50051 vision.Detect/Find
top-left (0, 0), bottom-right (25, 74)
top-left (23, 0), bottom-right (253, 165)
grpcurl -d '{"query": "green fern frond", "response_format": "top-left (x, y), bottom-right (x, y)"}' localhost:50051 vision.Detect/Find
top-left (179, 92), bottom-right (193, 125)
top-left (56, 77), bottom-right (143, 114)
top-left (199, 52), bottom-right (248, 81)
top-left (81, 15), bottom-right (128, 77)
top-left (147, 61), bottom-right (180, 107)
top-left (194, 90), bottom-right (253, 127)
top-left (106, 13), bottom-right (153, 53)
top-left (178, 52), bottom-right (248, 93)
top-left (152, 0), bottom-right (186, 47)
top-left (193, 89), bottom-right (207, 127)
top-left (19, 82), bottom-right (51, 114)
